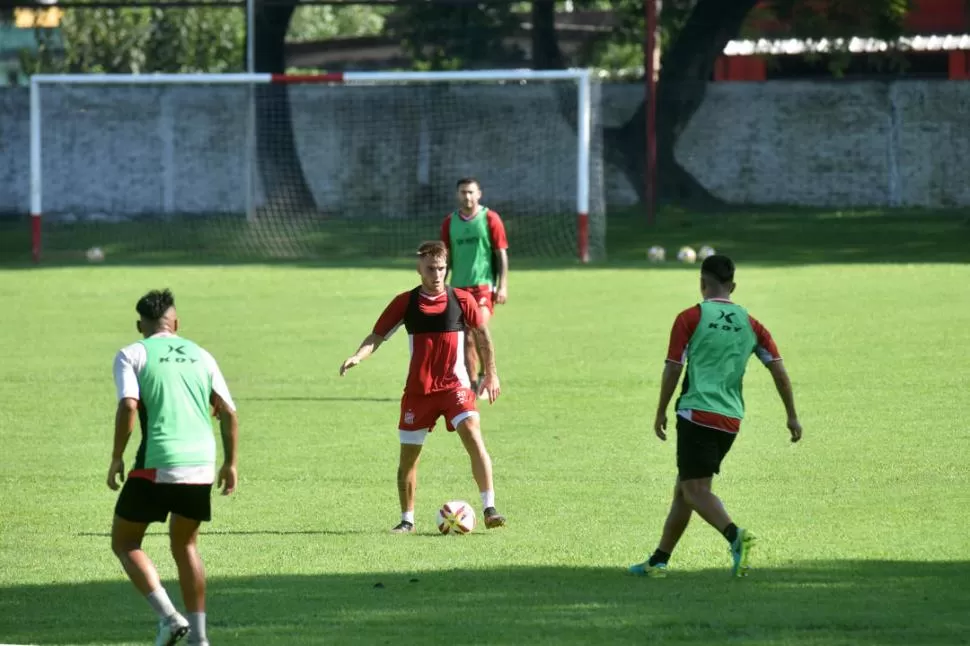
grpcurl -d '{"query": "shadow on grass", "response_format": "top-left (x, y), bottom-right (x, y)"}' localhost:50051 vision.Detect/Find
top-left (0, 561), bottom-right (967, 645)
top-left (240, 396), bottom-right (398, 403)
top-left (1, 207), bottom-right (967, 270)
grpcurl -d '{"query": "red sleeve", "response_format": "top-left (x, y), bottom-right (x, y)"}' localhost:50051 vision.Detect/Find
top-left (666, 306), bottom-right (701, 364)
top-left (749, 315), bottom-right (782, 364)
top-left (373, 292), bottom-right (410, 339)
top-left (440, 215), bottom-right (451, 251)
top-left (486, 210), bottom-right (508, 250)
top-left (456, 289), bottom-right (484, 328)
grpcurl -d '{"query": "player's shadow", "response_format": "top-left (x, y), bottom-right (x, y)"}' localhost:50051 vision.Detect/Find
top-left (242, 396), bottom-right (397, 403)
top-left (1, 560), bottom-right (967, 645)
top-left (75, 529), bottom-right (369, 538)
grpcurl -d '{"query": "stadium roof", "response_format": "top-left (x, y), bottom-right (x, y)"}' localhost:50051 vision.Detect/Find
top-left (723, 35), bottom-right (970, 56)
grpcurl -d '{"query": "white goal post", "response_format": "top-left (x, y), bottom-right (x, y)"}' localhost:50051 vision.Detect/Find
top-left (29, 69), bottom-right (602, 263)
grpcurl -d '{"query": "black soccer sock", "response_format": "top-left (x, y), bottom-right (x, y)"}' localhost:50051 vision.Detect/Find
top-left (722, 523), bottom-right (739, 544)
top-left (648, 549), bottom-right (671, 566)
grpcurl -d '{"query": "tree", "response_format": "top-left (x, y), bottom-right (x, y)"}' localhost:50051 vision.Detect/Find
top-left (580, 0), bottom-right (910, 204)
top-left (388, 3), bottom-right (525, 70)
top-left (252, 0), bottom-right (318, 214)
top-left (530, 1), bottom-right (564, 69)
top-left (20, 6), bottom-right (243, 74)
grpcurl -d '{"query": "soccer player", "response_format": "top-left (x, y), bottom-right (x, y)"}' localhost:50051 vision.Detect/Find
top-left (339, 240), bottom-right (507, 533)
top-left (629, 255), bottom-right (802, 578)
top-left (108, 289), bottom-right (238, 646)
top-left (440, 177), bottom-right (509, 391)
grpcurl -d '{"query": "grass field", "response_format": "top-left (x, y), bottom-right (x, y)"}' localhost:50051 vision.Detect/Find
top-left (0, 208), bottom-right (969, 645)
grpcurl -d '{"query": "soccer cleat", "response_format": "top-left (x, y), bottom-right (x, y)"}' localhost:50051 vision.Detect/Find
top-left (390, 520), bottom-right (415, 534)
top-left (483, 507), bottom-right (506, 529)
top-left (628, 561), bottom-right (668, 578)
top-left (730, 528), bottom-right (757, 577)
top-left (155, 615), bottom-right (190, 646)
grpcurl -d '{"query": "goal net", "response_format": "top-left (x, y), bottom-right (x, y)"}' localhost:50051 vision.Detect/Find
top-left (29, 70), bottom-right (606, 263)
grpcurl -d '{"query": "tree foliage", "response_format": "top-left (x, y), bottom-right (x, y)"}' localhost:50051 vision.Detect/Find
top-left (388, 3), bottom-right (525, 71)
top-left (21, 6), bottom-right (244, 74)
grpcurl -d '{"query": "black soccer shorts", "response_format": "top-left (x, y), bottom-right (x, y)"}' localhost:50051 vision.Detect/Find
top-left (676, 416), bottom-right (737, 481)
top-left (115, 477), bottom-right (212, 524)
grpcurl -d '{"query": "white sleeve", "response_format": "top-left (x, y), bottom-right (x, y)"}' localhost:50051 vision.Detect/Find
top-left (113, 343), bottom-right (146, 401)
top-left (201, 349), bottom-right (236, 412)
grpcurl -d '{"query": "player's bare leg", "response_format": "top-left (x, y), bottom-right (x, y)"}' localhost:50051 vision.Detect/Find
top-left (112, 516), bottom-right (160, 595)
top-left (394, 443), bottom-right (422, 533)
top-left (659, 478), bottom-right (693, 554)
top-left (170, 514), bottom-right (207, 645)
top-left (456, 416), bottom-right (505, 528)
top-left (465, 306), bottom-right (491, 391)
top-left (630, 479), bottom-right (692, 576)
top-left (679, 477), bottom-right (732, 533)
top-left (112, 515), bottom-right (189, 644)
top-left (679, 476), bottom-right (754, 576)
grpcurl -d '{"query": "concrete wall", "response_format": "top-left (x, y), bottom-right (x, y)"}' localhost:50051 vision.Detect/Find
top-left (1, 80), bottom-right (969, 218)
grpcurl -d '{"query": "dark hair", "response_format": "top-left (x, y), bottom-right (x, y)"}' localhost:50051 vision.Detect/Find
top-left (456, 177), bottom-right (480, 189)
top-left (701, 254), bottom-right (735, 284)
top-left (136, 289), bottom-right (175, 321)
top-left (416, 240), bottom-right (448, 261)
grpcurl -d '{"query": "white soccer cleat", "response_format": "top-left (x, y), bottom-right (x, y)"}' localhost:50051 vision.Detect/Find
top-left (155, 614), bottom-right (190, 646)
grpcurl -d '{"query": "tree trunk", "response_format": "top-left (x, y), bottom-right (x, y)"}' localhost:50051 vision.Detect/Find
top-left (603, 0), bottom-right (757, 206)
top-left (655, 0), bottom-right (759, 203)
top-left (253, 0), bottom-right (317, 214)
top-left (530, 1), bottom-right (563, 69)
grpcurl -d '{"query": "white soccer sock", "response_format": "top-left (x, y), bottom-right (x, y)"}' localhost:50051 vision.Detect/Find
top-left (188, 612), bottom-right (207, 643)
top-left (480, 490), bottom-right (495, 510)
top-left (146, 587), bottom-right (178, 621)
top-left (402, 510), bottom-right (415, 524)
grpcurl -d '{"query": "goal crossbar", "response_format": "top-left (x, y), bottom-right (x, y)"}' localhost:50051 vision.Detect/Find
top-left (29, 69), bottom-right (595, 263)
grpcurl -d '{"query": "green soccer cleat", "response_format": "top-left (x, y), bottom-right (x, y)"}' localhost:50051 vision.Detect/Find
top-left (730, 528), bottom-right (757, 577)
top-left (628, 561), bottom-right (668, 578)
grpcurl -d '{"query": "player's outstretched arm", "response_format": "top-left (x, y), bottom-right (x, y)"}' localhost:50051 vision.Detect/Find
top-left (766, 360), bottom-right (802, 443)
top-left (107, 397), bottom-right (138, 490)
top-left (654, 361), bottom-right (684, 441)
top-left (340, 333), bottom-right (385, 375)
top-left (471, 324), bottom-right (500, 403)
top-left (212, 392), bottom-right (238, 495)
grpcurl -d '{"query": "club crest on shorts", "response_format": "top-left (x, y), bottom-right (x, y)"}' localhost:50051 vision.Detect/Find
top-left (478, 297), bottom-right (488, 306)
top-left (404, 410), bottom-right (415, 424)
top-left (456, 389), bottom-right (467, 404)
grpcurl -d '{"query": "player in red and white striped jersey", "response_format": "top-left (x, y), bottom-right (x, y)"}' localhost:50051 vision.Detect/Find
top-left (340, 241), bottom-right (507, 533)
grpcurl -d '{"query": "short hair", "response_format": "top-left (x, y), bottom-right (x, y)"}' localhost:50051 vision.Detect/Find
top-left (135, 289), bottom-right (175, 321)
top-left (701, 254), bottom-right (735, 284)
top-left (456, 177), bottom-right (480, 189)
top-left (416, 240), bottom-right (448, 261)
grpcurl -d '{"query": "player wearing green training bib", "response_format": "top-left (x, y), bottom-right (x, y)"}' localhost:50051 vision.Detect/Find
top-left (440, 177), bottom-right (509, 391)
top-left (629, 255), bottom-right (803, 580)
top-left (108, 289), bottom-right (238, 646)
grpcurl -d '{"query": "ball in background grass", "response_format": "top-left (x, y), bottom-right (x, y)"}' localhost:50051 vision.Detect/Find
top-left (85, 246), bottom-right (105, 263)
top-left (677, 246), bottom-right (697, 264)
top-left (647, 245), bottom-right (666, 262)
top-left (698, 245), bottom-right (716, 260)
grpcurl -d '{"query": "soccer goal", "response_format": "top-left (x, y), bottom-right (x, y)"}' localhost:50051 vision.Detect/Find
top-left (28, 70), bottom-right (605, 263)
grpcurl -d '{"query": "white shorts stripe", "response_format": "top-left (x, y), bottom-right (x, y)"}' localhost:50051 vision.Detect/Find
top-left (399, 429), bottom-right (429, 445)
top-left (450, 410), bottom-right (479, 429)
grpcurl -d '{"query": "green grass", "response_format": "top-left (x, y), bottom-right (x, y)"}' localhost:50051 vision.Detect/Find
top-left (0, 210), bottom-right (969, 645)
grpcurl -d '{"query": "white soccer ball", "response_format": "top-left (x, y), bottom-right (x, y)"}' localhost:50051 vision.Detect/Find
top-left (647, 245), bottom-right (666, 262)
top-left (436, 500), bottom-right (477, 535)
top-left (85, 246), bottom-right (105, 263)
top-left (677, 246), bottom-right (697, 264)
top-left (698, 245), bottom-right (716, 260)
